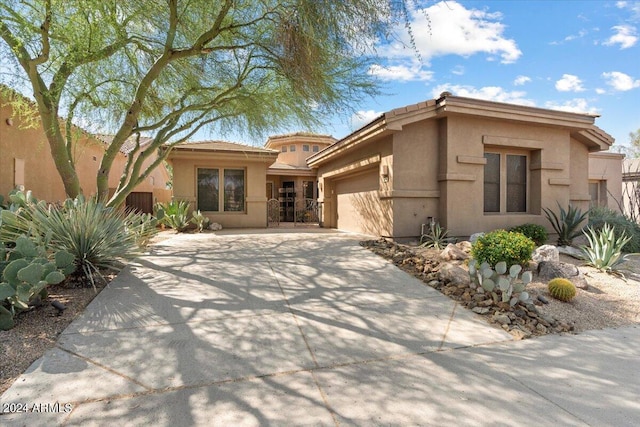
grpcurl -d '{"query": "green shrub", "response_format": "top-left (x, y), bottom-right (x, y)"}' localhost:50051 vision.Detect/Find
top-left (543, 203), bottom-right (588, 246)
top-left (471, 230), bottom-right (535, 267)
top-left (588, 206), bottom-right (640, 253)
top-left (509, 223), bottom-right (548, 246)
top-left (547, 278), bottom-right (576, 302)
top-left (581, 223), bottom-right (631, 273)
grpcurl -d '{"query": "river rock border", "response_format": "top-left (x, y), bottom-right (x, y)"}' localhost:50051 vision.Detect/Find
top-left (360, 239), bottom-right (574, 340)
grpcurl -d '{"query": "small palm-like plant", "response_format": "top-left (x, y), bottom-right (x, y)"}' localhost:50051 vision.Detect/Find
top-left (543, 203), bottom-right (588, 246)
top-left (581, 223), bottom-right (631, 273)
top-left (420, 221), bottom-right (455, 250)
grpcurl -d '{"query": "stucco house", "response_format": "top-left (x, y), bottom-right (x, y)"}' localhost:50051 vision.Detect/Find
top-left (0, 88), bottom-right (171, 211)
top-left (307, 93), bottom-right (620, 239)
top-left (169, 141), bottom-right (279, 228)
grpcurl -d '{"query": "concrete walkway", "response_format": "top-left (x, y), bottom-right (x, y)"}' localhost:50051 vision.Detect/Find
top-left (1, 231), bottom-right (639, 426)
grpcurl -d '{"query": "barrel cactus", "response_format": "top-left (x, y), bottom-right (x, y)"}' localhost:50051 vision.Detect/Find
top-left (548, 278), bottom-right (577, 302)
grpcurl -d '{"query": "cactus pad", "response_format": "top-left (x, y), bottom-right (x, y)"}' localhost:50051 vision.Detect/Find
top-left (548, 278), bottom-right (577, 302)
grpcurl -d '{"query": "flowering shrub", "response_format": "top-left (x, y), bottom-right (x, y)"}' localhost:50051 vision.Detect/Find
top-left (471, 229), bottom-right (535, 267)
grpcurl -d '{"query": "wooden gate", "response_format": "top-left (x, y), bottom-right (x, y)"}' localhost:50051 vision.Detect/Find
top-left (125, 192), bottom-right (153, 214)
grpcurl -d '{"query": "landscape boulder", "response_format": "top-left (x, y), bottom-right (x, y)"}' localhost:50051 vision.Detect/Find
top-left (532, 245), bottom-right (559, 263)
top-left (537, 261), bottom-right (589, 290)
top-left (438, 263), bottom-right (470, 287)
top-left (440, 243), bottom-right (469, 261)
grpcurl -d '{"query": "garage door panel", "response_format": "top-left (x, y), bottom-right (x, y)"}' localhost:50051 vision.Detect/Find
top-left (335, 170), bottom-right (384, 235)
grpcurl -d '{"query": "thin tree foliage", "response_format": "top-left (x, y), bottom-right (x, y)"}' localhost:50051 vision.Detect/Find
top-left (0, 0), bottom-right (424, 207)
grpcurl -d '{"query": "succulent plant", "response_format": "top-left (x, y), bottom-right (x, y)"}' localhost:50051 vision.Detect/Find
top-left (547, 278), bottom-right (577, 302)
top-left (469, 259), bottom-right (532, 306)
top-left (0, 236), bottom-right (74, 330)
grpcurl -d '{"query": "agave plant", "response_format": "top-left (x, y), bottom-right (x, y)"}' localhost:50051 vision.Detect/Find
top-left (543, 202), bottom-right (588, 247)
top-left (420, 221), bottom-right (455, 250)
top-left (581, 223), bottom-right (632, 273)
top-left (155, 200), bottom-right (191, 232)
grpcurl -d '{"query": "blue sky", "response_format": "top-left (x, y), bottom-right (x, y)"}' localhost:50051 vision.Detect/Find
top-left (307, 0), bottom-right (640, 152)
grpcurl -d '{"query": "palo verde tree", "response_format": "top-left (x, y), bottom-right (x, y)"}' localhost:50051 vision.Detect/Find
top-left (0, 0), bottom-right (419, 207)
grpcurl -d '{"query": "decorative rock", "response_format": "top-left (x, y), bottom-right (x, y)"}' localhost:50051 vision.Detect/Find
top-left (532, 245), bottom-right (559, 263)
top-left (438, 263), bottom-right (470, 287)
top-left (209, 222), bottom-right (223, 231)
top-left (472, 307), bottom-right (490, 315)
top-left (557, 245), bottom-right (584, 259)
top-left (493, 313), bottom-right (511, 325)
top-left (440, 243), bottom-right (469, 261)
top-left (537, 261), bottom-right (589, 290)
top-left (469, 232), bottom-right (485, 243)
top-left (510, 327), bottom-right (532, 340)
top-left (455, 241), bottom-right (472, 253)
top-left (537, 295), bottom-right (549, 304)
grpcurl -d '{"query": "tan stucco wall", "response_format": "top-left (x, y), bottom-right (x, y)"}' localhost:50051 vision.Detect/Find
top-left (589, 152), bottom-right (624, 212)
top-left (1, 97), bottom-right (170, 204)
top-left (170, 154), bottom-right (273, 228)
top-left (314, 114), bottom-right (605, 240)
top-left (315, 135), bottom-right (393, 236)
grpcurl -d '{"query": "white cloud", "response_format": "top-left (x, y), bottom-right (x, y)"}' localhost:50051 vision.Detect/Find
top-left (368, 64), bottom-right (433, 82)
top-left (545, 98), bottom-right (599, 114)
top-left (603, 25), bottom-right (638, 48)
top-left (514, 75), bottom-right (531, 86)
top-left (430, 84), bottom-right (535, 106)
top-left (555, 74), bottom-right (585, 92)
top-left (602, 71), bottom-right (640, 90)
top-left (451, 65), bottom-right (465, 76)
top-left (350, 110), bottom-right (383, 130)
top-left (595, 88), bottom-right (606, 94)
top-left (380, 1), bottom-right (521, 65)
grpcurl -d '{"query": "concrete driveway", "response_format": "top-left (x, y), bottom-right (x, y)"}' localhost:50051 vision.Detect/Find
top-left (1, 230), bottom-right (639, 426)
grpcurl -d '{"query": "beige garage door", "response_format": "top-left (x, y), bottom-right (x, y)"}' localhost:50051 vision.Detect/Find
top-left (335, 169), bottom-right (381, 235)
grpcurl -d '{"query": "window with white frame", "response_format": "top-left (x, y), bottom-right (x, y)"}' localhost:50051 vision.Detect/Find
top-left (197, 168), bottom-right (245, 212)
top-left (312, 145), bottom-right (319, 152)
top-left (589, 180), bottom-right (607, 207)
top-left (290, 145), bottom-right (296, 152)
top-left (484, 152), bottom-right (528, 213)
top-left (303, 144), bottom-right (310, 152)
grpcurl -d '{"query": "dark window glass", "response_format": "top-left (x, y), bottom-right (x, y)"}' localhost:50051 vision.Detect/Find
top-left (224, 169), bottom-right (245, 211)
top-left (312, 145), bottom-right (319, 152)
top-left (197, 168), bottom-right (219, 211)
top-left (484, 153), bottom-right (500, 212)
top-left (303, 145), bottom-right (310, 152)
top-left (506, 155), bottom-right (527, 212)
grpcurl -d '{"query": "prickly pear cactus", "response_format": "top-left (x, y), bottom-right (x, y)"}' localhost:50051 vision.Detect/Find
top-left (0, 236), bottom-right (75, 330)
top-left (548, 278), bottom-right (576, 302)
top-left (468, 259), bottom-right (532, 306)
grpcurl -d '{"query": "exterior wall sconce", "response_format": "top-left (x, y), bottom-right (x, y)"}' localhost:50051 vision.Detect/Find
top-left (381, 165), bottom-right (389, 183)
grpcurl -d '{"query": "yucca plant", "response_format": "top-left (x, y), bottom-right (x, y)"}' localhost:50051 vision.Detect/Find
top-left (420, 221), bottom-right (455, 250)
top-left (543, 203), bottom-right (588, 246)
top-left (581, 223), bottom-right (632, 273)
top-left (25, 196), bottom-right (143, 287)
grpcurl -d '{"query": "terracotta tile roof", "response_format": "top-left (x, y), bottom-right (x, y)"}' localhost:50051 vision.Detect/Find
top-left (172, 140), bottom-right (278, 154)
top-left (95, 134), bottom-right (155, 155)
